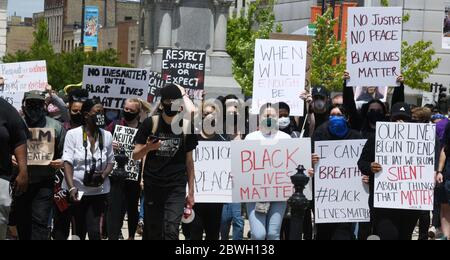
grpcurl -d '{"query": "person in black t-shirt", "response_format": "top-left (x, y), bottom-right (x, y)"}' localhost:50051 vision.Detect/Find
top-left (0, 94), bottom-right (29, 240)
top-left (133, 84), bottom-right (198, 240)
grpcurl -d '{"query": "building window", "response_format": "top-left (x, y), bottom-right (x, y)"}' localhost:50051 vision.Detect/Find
top-left (131, 41), bottom-right (136, 45)
top-left (108, 42), bottom-right (113, 48)
top-left (125, 16), bottom-right (133, 21)
top-left (130, 60), bottom-right (135, 64)
top-left (131, 47), bottom-right (135, 51)
top-left (131, 53), bottom-right (135, 58)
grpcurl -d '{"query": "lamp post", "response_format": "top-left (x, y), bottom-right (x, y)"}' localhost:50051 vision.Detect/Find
top-left (288, 165), bottom-right (310, 240)
top-left (80, 0), bottom-right (86, 47)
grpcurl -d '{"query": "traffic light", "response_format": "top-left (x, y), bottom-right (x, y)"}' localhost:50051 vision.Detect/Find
top-left (438, 84), bottom-right (448, 114)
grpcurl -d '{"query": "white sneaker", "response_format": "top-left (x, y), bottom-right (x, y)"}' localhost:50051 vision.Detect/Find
top-left (428, 226), bottom-right (437, 239)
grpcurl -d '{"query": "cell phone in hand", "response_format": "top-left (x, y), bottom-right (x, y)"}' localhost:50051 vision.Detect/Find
top-left (77, 191), bottom-right (84, 201)
top-left (149, 135), bottom-right (169, 143)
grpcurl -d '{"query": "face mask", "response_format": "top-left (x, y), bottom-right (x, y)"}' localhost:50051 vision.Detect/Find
top-left (90, 113), bottom-right (105, 128)
top-left (71, 112), bottom-right (84, 126)
top-left (23, 105), bottom-right (46, 127)
top-left (278, 117), bottom-right (291, 129)
top-left (367, 110), bottom-right (385, 124)
top-left (123, 110), bottom-right (139, 122)
top-left (328, 116), bottom-right (349, 138)
top-left (261, 118), bottom-right (278, 129)
top-left (162, 103), bottom-right (178, 117)
top-left (314, 100), bottom-right (327, 113)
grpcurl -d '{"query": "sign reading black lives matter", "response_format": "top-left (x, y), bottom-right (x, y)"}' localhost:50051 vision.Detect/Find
top-left (113, 125), bottom-right (140, 181)
top-left (162, 49), bottom-right (206, 100)
top-left (346, 7), bottom-right (403, 87)
top-left (83, 65), bottom-right (149, 109)
top-left (375, 122), bottom-right (436, 211)
top-left (28, 128), bottom-right (55, 166)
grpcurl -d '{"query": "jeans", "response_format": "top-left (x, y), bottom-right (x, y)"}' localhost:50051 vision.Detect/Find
top-left (14, 180), bottom-right (53, 240)
top-left (52, 205), bottom-right (73, 240)
top-left (143, 184), bottom-right (185, 240)
top-left (220, 203), bottom-right (244, 240)
top-left (247, 202), bottom-right (287, 240)
top-left (139, 193), bottom-right (145, 222)
top-left (0, 178), bottom-right (11, 240)
top-left (190, 203), bottom-right (223, 240)
top-left (107, 179), bottom-right (140, 240)
top-left (73, 194), bottom-right (107, 240)
top-left (418, 211), bottom-right (431, 240)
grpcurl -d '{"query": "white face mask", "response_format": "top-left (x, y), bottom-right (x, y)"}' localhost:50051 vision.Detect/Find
top-left (278, 117), bottom-right (290, 129)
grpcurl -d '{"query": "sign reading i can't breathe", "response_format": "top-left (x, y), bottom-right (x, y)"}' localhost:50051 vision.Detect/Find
top-left (83, 65), bottom-right (149, 109)
top-left (161, 49), bottom-right (206, 100)
top-left (346, 7), bottom-right (403, 87)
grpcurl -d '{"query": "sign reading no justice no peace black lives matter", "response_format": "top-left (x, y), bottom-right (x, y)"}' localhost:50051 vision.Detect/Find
top-left (162, 49), bottom-right (206, 100)
top-left (83, 65), bottom-right (150, 109)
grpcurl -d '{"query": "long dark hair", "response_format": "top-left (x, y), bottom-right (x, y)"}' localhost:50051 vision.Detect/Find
top-left (360, 99), bottom-right (387, 131)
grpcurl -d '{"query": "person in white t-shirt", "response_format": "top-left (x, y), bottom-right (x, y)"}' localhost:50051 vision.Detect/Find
top-left (62, 99), bottom-right (114, 240)
top-left (245, 103), bottom-right (291, 240)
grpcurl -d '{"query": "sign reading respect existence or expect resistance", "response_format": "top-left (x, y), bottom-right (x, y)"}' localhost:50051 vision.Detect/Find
top-left (252, 39), bottom-right (307, 116)
top-left (162, 49), bottom-right (206, 100)
top-left (375, 122), bottom-right (436, 211)
top-left (346, 7), bottom-right (403, 87)
top-left (231, 138), bottom-right (312, 203)
top-left (193, 142), bottom-right (232, 203)
top-left (83, 65), bottom-right (150, 109)
top-left (0, 60), bottom-right (48, 110)
top-left (314, 140), bottom-right (370, 224)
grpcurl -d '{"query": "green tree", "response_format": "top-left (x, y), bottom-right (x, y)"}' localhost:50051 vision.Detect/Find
top-left (311, 8), bottom-right (346, 91)
top-left (227, 0), bottom-right (282, 96)
top-left (4, 19), bottom-right (129, 91)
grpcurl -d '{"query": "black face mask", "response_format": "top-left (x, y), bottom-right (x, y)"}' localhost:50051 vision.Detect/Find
top-left (123, 110), bottom-right (139, 122)
top-left (89, 113), bottom-right (105, 128)
top-left (367, 110), bottom-right (385, 124)
top-left (71, 112), bottom-right (84, 126)
top-left (162, 103), bottom-right (178, 117)
top-left (23, 106), bottom-right (46, 127)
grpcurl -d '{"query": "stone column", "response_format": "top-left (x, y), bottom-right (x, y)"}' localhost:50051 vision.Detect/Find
top-left (212, 0), bottom-right (233, 54)
top-left (152, 0), bottom-right (179, 72)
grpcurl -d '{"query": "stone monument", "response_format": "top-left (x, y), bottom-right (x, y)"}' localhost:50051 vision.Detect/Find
top-left (138, 0), bottom-right (241, 97)
top-left (0, 0), bottom-right (7, 59)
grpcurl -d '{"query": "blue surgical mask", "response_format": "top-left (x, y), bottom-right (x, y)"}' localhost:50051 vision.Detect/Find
top-left (328, 116), bottom-right (349, 138)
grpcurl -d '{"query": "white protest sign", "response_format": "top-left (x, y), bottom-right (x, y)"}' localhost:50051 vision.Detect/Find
top-left (314, 140), bottom-right (370, 224)
top-left (193, 141), bottom-right (232, 203)
top-left (375, 122), bottom-right (436, 210)
top-left (113, 125), bottom-right (140, 181)
top-left (231, 138), bottom-right (311, 203)
top-left (83, 65), bottom-right (149, 109)
top-left (0, 61), bottom-right (48, 111)
top-left (422, 92), bottom-right (435, 106)
top-left (251, 39), bottom-right (307, 116)
top-left (443, 2), bottom-right (450, 49)
top-left (346, 7), bottom-right (403, 87)
top-left (27, 128), bottom-right (55, 166)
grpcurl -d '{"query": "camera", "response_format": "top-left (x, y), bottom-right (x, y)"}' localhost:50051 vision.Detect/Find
top-left (83, 159), bottom-right (104, 187)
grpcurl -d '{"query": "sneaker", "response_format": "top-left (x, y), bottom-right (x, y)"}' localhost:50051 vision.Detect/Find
top-left (428, 226), bottom-right (437, 240)
top-left (137, 221), bottom-right (144, 236)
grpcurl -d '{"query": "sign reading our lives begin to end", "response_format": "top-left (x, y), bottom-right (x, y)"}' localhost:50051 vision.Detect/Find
top-left (252, 39), bottom-right (307, 116)
top-left (375, 122), bottom-right (436, 211)
top-left (162, 49), bottom-right (206, 100)
top-left (193, 142), bottom-right (232, 203)
top-left (231, 138), bottom-right (312, 203)
top-left (83, 65), bottom-right (149, 109)
top-left (315, 140), bottom-right (370, 224)
top-left (346, 7), bottom-right (403, 87)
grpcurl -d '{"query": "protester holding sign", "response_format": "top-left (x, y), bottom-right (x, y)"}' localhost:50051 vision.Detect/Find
top-left (358, 103), bottom-right (428, 240)
top-left (0, 98), bottom-right (29, 240)
top-left (12, 91), bottom-right (65, 240)
top-left (244, 103), bottom-right (291, 240)
top-left (64, 89), bottom-right (89, 130)
top-left (106, 98), bottom-right (143, 240)
top-left (133, 84), bottom-right (198, 240)
top-left (313, 105), bottom-right (364, 240)
top-left (62, 99), bottom-right (114, 240)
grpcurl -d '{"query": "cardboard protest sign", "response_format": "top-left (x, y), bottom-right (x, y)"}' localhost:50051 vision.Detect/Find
top-left (375, 122), bottom-right (436, 210)
top-left (314, 140), bottom-right (370, 224)
top-left (162, 49), bottom-right (206, 100)
top-left (147, 71), bottom-right (165, 103)
top-left (270, 33), bottom-right (313, 92)
top-left (113, 125), bottom-right (140, 181)
top-left (0, 61), bottom-right (48, 111)
top-left (346, 7), bottom-right (403, 87)
top-left (251, 39), bottom-right (307, 116)
top-left (27, 128), bottom-right (55, 166)
top-left (193, 141), bottom-right (232, 203)
top-left (231, 138), bottom-right (312, 203)
top-left (83, 65), bottom-right (149, 109)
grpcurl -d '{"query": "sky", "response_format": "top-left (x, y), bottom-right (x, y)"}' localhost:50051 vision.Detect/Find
top-left (7, 0), bottom-right (44, 18)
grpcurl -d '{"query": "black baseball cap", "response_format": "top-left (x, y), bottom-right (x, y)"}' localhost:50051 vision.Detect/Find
top-left (391, 102), bottom-right (412, 121)
top-left (312, 86), bottom-right (329, 98)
